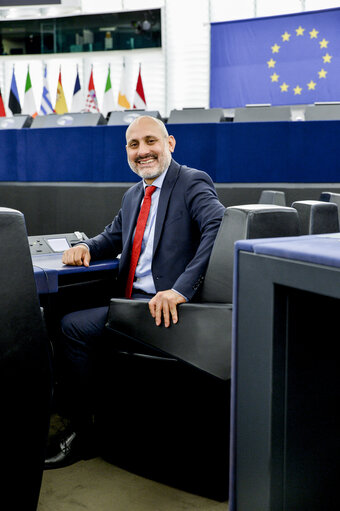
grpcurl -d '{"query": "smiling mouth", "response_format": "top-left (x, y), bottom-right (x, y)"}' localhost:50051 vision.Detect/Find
top-left (136, 155), bottom-right (157, 165)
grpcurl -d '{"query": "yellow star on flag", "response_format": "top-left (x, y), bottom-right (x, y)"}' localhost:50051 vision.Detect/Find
top-left (271, 43), bottom-right (280, 53)
top-left (281, 31), bottom-right (291, 42)
top-left (270, 73), bottom-right (279, 82)
top-left (319, 38), bottom-right (329, 48)
top-left (309, 28), bottom-right (319, 39)
top-left (267, 58), bottom-right (276, 68)
top-left (322, 53), bottom-right (332, 63)
top-left (307, 80), bottom-right (316, 90)
top-left (296, 26), bottom-right (305, 36)
top-left (280, 82), bottom-right (289, 92)
top-left (318, 68), bottom-right (327, 78)
top-left (294, 85), bottom-right (302, 95)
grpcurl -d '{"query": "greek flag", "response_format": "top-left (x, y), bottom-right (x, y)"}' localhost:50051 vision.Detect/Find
top-left (40, 65), bottom-right (54, 115)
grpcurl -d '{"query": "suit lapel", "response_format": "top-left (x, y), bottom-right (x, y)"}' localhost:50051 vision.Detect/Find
top-left (153, 159), bottom-right (181, 256)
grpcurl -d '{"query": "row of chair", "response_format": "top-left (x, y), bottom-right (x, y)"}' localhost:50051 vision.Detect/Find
top-left (102, 191), bottom-right (340, 497)
top-left (259, 189), bottom-right (340, 235)
top-left (1, 190), bottom-right (339, 504)
top-left (3, 103), bottom-right (340, 130)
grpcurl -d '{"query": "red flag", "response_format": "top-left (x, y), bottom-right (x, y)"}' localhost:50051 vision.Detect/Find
top-left (84, 68), bottom-right (99, 113)
top-left (133, 64), bottom-right (147, 109)
top-left (0, 88), bottom-right (6, 117)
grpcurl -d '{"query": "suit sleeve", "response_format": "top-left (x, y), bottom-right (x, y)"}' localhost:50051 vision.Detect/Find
top-left (172, 173), bottom-right (225, 300)
top-left (84, 209), bottom-right (123, 260)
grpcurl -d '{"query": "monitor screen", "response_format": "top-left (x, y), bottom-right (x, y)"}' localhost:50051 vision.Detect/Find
top-left (47, 237), bottom-right (69, 252)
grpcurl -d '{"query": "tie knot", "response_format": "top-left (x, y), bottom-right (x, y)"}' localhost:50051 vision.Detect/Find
top-left (145, 185), bottom-right (157, 198)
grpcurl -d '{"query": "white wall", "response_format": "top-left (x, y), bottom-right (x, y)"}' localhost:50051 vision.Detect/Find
top-left (0, 0), bottom-right (339, 117)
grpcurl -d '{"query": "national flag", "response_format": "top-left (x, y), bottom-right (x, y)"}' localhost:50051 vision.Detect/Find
top-left (84, 67), bottom-right (99, 112)
top-left (101, 65), bottom-right (115, 117)
top-left (71, 67), bottom-right (84, 112)
top-left (210, 7), bottom-right (340, 107)
top-left (117, 62), bottom-right (131, 109)
top-left (40, 65), bottom-right (55, 115)
top-left (22, 67), bottom-right (38, 118)
top-left (0, 88), bottom-right (6, 117)
top-left (55, 69), bottom-right (68, 114)
top-left (8, 67), bottom-right (21, 115)
top-left (133, 64), bottom-right (147, 109)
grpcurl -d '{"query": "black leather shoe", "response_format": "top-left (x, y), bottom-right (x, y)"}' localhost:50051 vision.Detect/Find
top-left (44, 430), bottom-right (94, 470)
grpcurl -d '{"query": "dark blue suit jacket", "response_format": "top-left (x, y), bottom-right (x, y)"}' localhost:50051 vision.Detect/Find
top-left (86, 159), bottom-right (225, 300)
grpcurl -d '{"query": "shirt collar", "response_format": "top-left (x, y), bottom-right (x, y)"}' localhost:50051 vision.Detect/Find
top-left (142, 166), bottom-right (169, 191)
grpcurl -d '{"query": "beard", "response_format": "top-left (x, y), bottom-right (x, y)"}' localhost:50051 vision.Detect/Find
top-left (128, 150), bottom-right (172, 180)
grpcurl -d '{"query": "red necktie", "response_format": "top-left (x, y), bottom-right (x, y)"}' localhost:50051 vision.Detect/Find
top-left (125, 185), bottom-right (157, 298)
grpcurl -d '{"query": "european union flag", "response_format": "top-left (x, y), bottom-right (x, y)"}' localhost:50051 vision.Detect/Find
top-left (210, 8), bottom-right (340, 107)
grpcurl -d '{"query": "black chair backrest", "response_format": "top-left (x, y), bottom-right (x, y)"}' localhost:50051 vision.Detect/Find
top-left (167, 108), bottom-right (224, 124)
top-left (304, 104), bottom-right (340, 121)
top-left (201, 204), bottom-right (300, 303)
top-left (0, 207), bottom-right (51, 510)
top-left (320, 191), bottom-right (340, 225)
top-left (259, 189), bottom-right (286, 206)
top-left (291, 200), bottom-right (339, 235)
top-left (233, 105), bottom-right (291, 122)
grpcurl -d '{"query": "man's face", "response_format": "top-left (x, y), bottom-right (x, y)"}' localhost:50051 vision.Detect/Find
top-left (126, 118), bottom-right (176, 183)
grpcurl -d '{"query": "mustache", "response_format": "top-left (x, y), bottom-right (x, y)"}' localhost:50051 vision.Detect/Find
top-left (135, 153), bottom-right (158, 163)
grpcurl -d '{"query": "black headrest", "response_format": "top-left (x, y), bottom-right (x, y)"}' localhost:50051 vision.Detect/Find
top-left (259, 190), bottom-right (286, 206)
top-left (291, 200), bottom-right (339, 235)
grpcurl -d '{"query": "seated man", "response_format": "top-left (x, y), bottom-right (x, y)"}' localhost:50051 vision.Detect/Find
top-left (45, 115), bottom-right (225, 469)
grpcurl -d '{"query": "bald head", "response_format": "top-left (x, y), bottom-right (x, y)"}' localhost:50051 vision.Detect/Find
top-left (125, 115), bottom-right (169, 141)
top-left (125, 115), bottom-right (176, 184)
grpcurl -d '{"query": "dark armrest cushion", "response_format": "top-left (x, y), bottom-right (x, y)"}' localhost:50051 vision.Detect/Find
top-left (106, 298), bottom-right (232, 380)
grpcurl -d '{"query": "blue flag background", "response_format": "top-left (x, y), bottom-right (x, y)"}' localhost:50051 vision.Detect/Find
top-left (210, 8), bottom-right (340, 108)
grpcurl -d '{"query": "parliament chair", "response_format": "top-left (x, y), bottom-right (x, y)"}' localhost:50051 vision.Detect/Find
top-left (319, 191), bottom-right (340, 226)
top-left (291, 200), bottom-right (339, 235)
top-left (107, 110), bottom-right (163, 125)
top-left (167, 107), bottom-right (224, 124)
top-left (0, 207), bottom-right (52, 510)
top-left (233, 105), bottom-right (292, 122)
top-left (30, 112), bottom-right (106, 128)
top-left (0, 114), bottom-right (32, 129)
top-left (259, 189), bottom-right (286, 206)
top-left (95, 204), bottom-right (299, 500)
top-left (304, 103), bottom-right (340, 121)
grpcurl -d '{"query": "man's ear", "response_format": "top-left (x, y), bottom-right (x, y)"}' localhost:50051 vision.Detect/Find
top-left (168, 135), bottom-right (176, 153)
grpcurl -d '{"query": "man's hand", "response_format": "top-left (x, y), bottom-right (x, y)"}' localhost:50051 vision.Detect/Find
top-left (62, 245), bottom-right (91, 267)
top-left (148, 289), bottom-right (186, 328)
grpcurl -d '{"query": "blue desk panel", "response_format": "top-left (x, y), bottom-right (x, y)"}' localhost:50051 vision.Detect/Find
top-left (2, 121), bottom-right (340, 183)
top-left (33, 253), bottom-right (119, 294)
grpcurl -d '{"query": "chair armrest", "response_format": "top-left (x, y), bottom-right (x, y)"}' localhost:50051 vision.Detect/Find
top-left (106, 298), bottom-right (232, 380)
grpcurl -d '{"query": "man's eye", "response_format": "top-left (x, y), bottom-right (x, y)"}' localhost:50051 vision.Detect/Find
top-left (148, 139), bottom-right (155, 143)
top-left (129, 143), bottom-right (137, 148)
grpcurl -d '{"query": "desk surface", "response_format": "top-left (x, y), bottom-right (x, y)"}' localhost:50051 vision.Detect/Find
top-left (33, 253), bottom-right (119, 294)
top-left (236, 232), bottom-right (340, 268)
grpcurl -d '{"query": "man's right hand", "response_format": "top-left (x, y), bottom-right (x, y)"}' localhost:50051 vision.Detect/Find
top-left (62, 245), bottom-right (91, 267)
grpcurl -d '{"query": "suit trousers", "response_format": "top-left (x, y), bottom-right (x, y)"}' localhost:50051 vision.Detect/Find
top-left (56, 294), bottom-right (153, 429)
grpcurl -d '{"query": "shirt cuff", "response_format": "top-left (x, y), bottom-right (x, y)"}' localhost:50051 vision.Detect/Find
top-left (76, 242), bottom-right (90, 253)
top-left (171, 288), bottom-right (188, 302)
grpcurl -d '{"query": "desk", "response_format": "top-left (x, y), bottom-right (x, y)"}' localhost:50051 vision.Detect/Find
top-left (230, 233), bottom-right (340, 511)
top-left (33, 253), bottom-right (119, 294)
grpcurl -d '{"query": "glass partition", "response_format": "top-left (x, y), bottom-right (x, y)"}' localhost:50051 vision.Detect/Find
top-left (0, 9), bottom-right (161, 55)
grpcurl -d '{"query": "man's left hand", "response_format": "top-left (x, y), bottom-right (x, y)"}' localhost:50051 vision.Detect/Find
top-left (148, 289), bottom-right (186, 328)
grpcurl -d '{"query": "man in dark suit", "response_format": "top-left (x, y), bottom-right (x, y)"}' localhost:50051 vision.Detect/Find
top-left (45, 115), bottom-right (225, 469)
